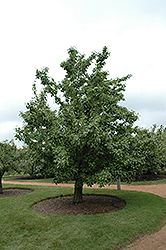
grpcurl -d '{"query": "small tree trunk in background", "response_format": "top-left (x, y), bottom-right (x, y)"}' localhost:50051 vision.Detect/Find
top-left (73, 179), bottom-right (83, 204)
top-left (0, 177), bottom-right (3, 194)
top-left (117, 179), bottom-right (121, 190)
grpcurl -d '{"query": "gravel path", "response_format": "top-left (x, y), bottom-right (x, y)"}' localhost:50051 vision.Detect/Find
top-left (2, 180), bottom-right (166, 250)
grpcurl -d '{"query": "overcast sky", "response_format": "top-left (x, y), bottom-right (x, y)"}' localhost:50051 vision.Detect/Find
top-left (0, 0), bottom-right (166, 144)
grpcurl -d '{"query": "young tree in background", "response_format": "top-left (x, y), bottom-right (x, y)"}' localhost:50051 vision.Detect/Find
top-left (133, 125), bottom-right (166, 176)
top-left (16, 47), bottom-right (139, 203)
top-left (0, 140), bottom-right (17, 193)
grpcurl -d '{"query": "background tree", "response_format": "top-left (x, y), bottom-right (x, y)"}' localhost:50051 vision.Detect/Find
top-left (16, 47), bottom-right (139, 203)
top-left (132, 125), bottom-right (166, 178)
top-left (0, 140), bottom-right (17, 193)
top-left (161, 127), bottom-right (166, 170)
top-left (13, 146), bottom-right (37, 178)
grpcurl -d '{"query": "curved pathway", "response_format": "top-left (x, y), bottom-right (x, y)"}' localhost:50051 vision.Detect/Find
top-left (3, 180), bottom-right (166, 250)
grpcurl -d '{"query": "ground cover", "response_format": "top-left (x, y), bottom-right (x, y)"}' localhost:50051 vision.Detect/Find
top-left (1, 184), bottom-right (166, 250)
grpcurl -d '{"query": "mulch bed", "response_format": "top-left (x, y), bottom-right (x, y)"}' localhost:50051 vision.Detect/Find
top-left (0, 188), bottom-right (33, 198)
top-left (31, 194), bottom-right (126, 215)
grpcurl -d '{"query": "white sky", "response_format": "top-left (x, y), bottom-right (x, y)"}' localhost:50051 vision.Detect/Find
top-left (0, 0), bottom-right (166, 143)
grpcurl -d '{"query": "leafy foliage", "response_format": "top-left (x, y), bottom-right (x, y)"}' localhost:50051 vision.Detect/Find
top-left (16, 46), bottom-right (140, 202)
top-left (53, 47), bottom-right (138, 186)
top-left (134, 125), bottom-right (166, 175)
top-left (0, 140), bottom-right (18, 193)
top-left (15, 83), bottom-right (57, 178)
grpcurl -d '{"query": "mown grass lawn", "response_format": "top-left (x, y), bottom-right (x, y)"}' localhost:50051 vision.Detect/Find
top-left (1, 184), bottom-right (166, 250)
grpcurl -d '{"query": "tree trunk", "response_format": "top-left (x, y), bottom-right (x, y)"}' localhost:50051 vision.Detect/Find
top-left (0, 177), bottom-right (3, 194)
top-left (117, 178), bottom-right (121, 190)
top-left (73, 180), bottom-right (83, 204)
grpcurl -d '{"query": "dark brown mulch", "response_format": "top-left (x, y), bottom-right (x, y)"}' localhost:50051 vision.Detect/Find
top-left (0, 188), bottom-right (33, 198)
top-left (31, 194), bottom-right (126, 215)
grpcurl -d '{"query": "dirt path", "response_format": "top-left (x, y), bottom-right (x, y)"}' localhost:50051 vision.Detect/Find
top-left (2, 180), bottom-right (166, 250)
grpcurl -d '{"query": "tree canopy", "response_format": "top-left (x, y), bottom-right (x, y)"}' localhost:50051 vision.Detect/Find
top-left (15, 47), bottom-right (144, 203)
top-left (0, 140), bottom-right (17, 193)
top-left (133, 125), bottom-right (166, 176)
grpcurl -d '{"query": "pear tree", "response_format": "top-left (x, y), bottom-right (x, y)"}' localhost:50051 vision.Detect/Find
top-left (16, 47), bottom-right (139, 203)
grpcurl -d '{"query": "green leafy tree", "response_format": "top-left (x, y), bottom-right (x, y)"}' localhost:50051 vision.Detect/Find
top-left (133, 125), bottom-right (166, 176)
top-left (0, 140), bottom-right (17, 193)
top-left (16, 47), bottom-right (139, 203)
top-left (13, 146), bottom-right (36, 178)
top-left (119, 125), bottom-right (166, 182)
top-left (161, 127), bottom-right (166, 170)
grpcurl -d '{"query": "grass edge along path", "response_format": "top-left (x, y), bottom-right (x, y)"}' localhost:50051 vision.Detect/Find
top-left (1, 183), bottom-right (166, 250)
top-left (3, 175), bottom-right (166, 185)
top-left (2, 180), bottom-right (166, 199)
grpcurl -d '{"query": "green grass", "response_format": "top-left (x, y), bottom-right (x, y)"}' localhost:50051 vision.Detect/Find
top-left (3, 176), bottom-right (75, 185)
top-left (128, 178), bottom-right (166, 185)
top-left (4, 178), bottom-right (55, 183)
top-left (1, 184), bottom-right (166, 250)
